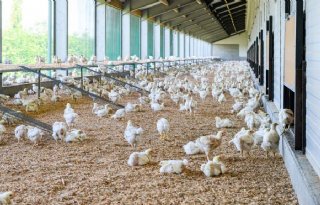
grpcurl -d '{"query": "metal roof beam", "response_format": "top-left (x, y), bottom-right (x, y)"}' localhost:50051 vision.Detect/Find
top-left (144, 0), bottom-right (195, 19)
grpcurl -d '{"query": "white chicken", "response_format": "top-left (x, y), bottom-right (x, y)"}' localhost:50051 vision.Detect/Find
top-left (253, 126), bottom-right (269, 146)
top-left (27, 126), bottom-right (44, 145)
top-left (231, 101), bottom-right (244, 113)
top-left (124, 120), bottom-right (143, 147)
top-left (199, 88), bottom-right (209, 101)
top-left (215, 117), bottom-right (233, 128)
top-left (151, 102), bottom-right (164, 112)
top-left (65, 129), bottom-right (87, 143)
top-left (261, 123), bottom-right (280, 158)
top-left (195, 131), bottom-right (225, 160)
top-left (64, 103), bottom-right (74, 114)
top-left (217, 93), bottom-right (226, 104)
top-left (52, 122), bottom-right (67, 142)
top-left (92, 103), bottom-right (103, 114)
top-left (14, 125), bottom-right (28, 142)
top-left (0, 191), bottom-right (14, 205)
top-left (278, 109), bottom-right (294, 131)
top-left (95, 104), bottom-right (112, 117)
top-left (108, 90), bottom-right (120, 103)
top-left (125, 102), bottom-right (141, 113)
top-left (0, 123), bottom-right (6, 135)
top-left (201, 155), bottom-right (227, 177)
top-left (229, 128), bottom-right (254, 157)
top-left (244, 112), bottom-right (261, 130)
top-left (183, 141), bottom-right (203, 155)
top-left (63, 110), bottom-right (78, 128)
top-left (111, 108), bottom-right (126, 120)
top-left (159, 159), bottom-right (188, 174)
top-left (156, 118), bottom-right (170, 140)
top-left (127, 149), bottom-right (152, 166)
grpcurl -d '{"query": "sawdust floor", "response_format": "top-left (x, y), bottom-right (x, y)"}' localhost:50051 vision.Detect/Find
top-left (0, 89), bottom-right (298, 204)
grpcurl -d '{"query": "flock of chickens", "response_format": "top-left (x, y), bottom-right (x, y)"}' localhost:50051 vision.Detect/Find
top-left (0, 61), bottom-right (295, 204)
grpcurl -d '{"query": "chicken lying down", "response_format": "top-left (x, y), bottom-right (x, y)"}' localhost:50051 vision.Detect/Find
top-left (157, 118), bottom-right (170, 140)
top-left (151, 102), bottom-right (164, 112)
top-left (0, 191), bottom-right (14, 205)
top-left (95, 104), bottom-right (112, 117)
top-left (52, 122), bottom-right (67, 142)
top-left (229, 128), bottom-right (255, 157)
top-left (215, 117), bottom-right (233, 128)
top-left (278, 109), bottom-right (294, 131)
top-left (65, 129), bottom-right (87, 143)
top-left (195, 131), bottom-right (225, 161)
top-left (261, 123), bottom-right (279, 158)
top-left (127, 149), bottom-right (152, 166)
top-left (159, 159), bottom-right (188, 174)
top-left (124, 120), bottom-right (143, 147)
top-left (111, 108), bottom-right (126, 120)
top-left (125, 102), bottom-right (142, 113)
top-left (201, 155), bottom-right (227, 177)
top-left (183, 141), bottom-right (204, 155)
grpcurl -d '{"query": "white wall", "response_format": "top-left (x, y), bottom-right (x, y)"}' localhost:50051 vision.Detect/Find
top-left (213, 32), bottom-right (248, 58)
top-left (306, 0), bottom-right (320, 177)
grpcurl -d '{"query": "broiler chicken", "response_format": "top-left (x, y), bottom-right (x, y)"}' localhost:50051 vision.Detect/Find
top-left (261, 123), bottom-right (280, 158)
top-left (156, 118), bottom-right (170, 140)
top-left (127, 149), bottom-right (152, 166)
top-left (124, 120), bottom-right (143, 147)
top-left (183, 141), bottom-right (203, 155)
top-left (52, 122), bottom-right (67, 142)
top-left (27, 126), bottom-right (44, 146)
top-left (0, 191), bottom-right (14, 205)
top-left (215, 117), bottom-right (233, 128)
top-left (195, 131), bottom-right (224, 160)
top-left (65, 129), bottom-right (87, 143)
top-left (159, 159), bottom-right (188, 174)
top-left (278, 109), bottom-right (294, 131)
top-left (111, 108), bottom-right (126, 120)
top-left (201, 155), bottom-right (227, 177)
top-left (229, 128), bottom-right (254, 157)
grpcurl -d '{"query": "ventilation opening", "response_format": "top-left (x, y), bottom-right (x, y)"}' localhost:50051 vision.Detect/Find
top-left (283, 86), bottom-right (295, 132)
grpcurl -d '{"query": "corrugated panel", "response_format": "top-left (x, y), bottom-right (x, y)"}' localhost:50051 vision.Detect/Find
top-left (106, 6), bottom-right (121, 60)
top-left (305, 0), bottom-right (320, 177)
top-left (147, 21), bottom-right (154, 57)
top-left (130, 15), bottom-right (140, 58)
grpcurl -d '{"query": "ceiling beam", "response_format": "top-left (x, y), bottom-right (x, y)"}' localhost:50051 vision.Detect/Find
top-left (130, 0), bottom-right (169, 12)
top-left (145, 0), bottom-right (195, 19)
top-left (177, 14), bottom-right (216, 30)
top-left (159, 4), bottom-right (204, 24)
top-left (169, 11), bottom-right (211, 28)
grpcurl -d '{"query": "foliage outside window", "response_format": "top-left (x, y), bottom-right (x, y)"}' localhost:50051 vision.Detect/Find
top-left (68, 0), bottom-right (95, 59)
top-left (2, 0), bottom-right (49, 64)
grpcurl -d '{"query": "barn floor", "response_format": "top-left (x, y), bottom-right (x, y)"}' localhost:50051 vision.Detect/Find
top-left (0, 75), bottom-right (298, 204)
